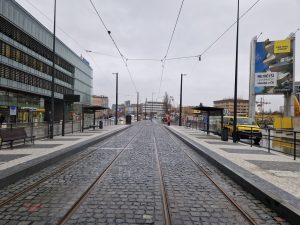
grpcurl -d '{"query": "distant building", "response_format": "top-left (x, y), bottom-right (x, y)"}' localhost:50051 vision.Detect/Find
top-left (92, 95), bottom-right (108, 118)
top-left (143, 101), bottom-right (165, 117)
top-left (294, 81), bottom-right (300, 100)
top-left (213, 98), bottom-right (249, 116)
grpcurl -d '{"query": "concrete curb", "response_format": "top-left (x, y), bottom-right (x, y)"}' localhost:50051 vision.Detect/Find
top-left (0, 126), bottom-right (130, 189)
top-left (166, 126), bottom-right (300, 225)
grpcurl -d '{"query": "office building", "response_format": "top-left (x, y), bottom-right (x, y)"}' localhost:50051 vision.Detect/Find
top-left (213, 98), bottom-right (249, 116)
top-left (92, 95), bottom-right (108, 118)
top-left (0, 0), bottom-right (92, 123)
top-left (143, 101), bottom-right (165, 117)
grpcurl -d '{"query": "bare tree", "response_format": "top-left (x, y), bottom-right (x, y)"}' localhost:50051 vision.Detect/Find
top-left (163, 92), bottom-right (170, 114)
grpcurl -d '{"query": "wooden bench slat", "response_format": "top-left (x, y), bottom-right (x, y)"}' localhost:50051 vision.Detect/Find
top-left (0, 127), bottom-right (35, 149)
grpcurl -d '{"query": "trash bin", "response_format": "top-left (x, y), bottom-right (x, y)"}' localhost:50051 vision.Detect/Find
top-left (99, 121), bottom-right (103, 129)
top-left (221, 128), bottom-right (228, 141)
top-left (126, 115), bottom-right (132, 125)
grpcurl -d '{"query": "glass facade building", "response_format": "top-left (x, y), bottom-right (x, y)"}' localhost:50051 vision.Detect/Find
top-left (0, 0), bottom-right (92, 123)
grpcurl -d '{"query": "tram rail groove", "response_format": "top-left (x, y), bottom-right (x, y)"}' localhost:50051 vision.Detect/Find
top-left (163, 127), bottom-right (259, 225)
top-left (0, 127), bottom-right (129, 208)
top-left (166, 126), bottom-right (299, 225)
top-left (153, 134), bottom-right (173, 225)
top-left (183, 150), bottom-right (258, 225)
top-left (58, 125), bottom-right (145, 225)
top-left (0, 126), bottom-right (131, 190)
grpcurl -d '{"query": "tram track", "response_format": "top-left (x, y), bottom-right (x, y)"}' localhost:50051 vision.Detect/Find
top-left (162, 126), bottom-right (259, 225)
top-left (0, 128), bottom-right (130, 209)
top-left (58, 125), bottom-right (144, 225)
top-left (153, 134), bottom-right (173, 225)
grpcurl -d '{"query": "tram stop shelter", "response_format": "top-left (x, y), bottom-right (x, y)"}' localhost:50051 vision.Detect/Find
top-left (82, 106), bottom-right (108, 132)
top-left (192, 106), bottom-right (224, 136)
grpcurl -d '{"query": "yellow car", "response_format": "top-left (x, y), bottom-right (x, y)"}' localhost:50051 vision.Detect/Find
top-left (223, 116), bottom-right (262, 144)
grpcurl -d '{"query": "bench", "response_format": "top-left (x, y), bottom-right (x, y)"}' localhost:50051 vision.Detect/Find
top-left (0, 127), bottom-right (35, 149)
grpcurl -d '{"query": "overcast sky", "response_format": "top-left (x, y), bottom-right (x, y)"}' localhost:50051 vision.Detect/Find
top-left (15, 0), bottom-right (300, 111)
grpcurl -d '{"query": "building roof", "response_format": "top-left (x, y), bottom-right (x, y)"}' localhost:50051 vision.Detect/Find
top-left (83, 106), bottom-right (108, 113)
top-left (192, 106), bottom-right (224, 116)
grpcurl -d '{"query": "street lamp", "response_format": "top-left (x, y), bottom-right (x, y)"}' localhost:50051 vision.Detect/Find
top-left (113, 73), bottom-right (118, 125)
top-left (49, 0), bottom-right (57, 139)
top-left (233, 0), bottom-right (240, 142)
top-left (179, 74), bottom-right (187, 126)
top-left (151, 92), bottom-right (155, 121)
top-left (136, 92), bottom-right (139, 121)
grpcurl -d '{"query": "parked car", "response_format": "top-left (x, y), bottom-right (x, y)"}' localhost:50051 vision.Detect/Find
top-left (223, 116), bottom-right (262, 144)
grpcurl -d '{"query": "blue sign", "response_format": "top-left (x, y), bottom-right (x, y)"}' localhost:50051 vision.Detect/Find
top-left (10, 106), bottom-right (17, 116)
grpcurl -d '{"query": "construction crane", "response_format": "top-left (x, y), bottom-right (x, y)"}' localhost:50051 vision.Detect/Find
top-left (256, 97), bottom-right (271, 122)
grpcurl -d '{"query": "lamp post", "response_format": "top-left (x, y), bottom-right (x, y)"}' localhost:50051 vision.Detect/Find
top-left (113, 73), bottom-right (118, 125)
top-left (233, 0), bottom-right (240, 142)
top-left (151, 92), bottom-right (155, 121)
top-left (179, 74), bottom-right (187, 126)
top-left (145, 98), bottom-right (147, 120)
top-left (49, 0), bottom-right (57, 139)
top-left (136, 92), bottom-right (139, 121)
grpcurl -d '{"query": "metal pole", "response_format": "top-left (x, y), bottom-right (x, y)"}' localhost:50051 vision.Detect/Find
top-left (268, 128), bottom-right (270, 153)
top-left (145, 98), bottom-right (147, 120)
top-left (294, 131), bottom-right (296, 160)
top-left (179, 74), bottom-right (183, 126)
top-left (137, 92), bottom-right (139, 121)
top-left (113, 73), bottom-right (118, 125)
top-left (62, 101), bottom-right (65, 136)
top-left (151, 93), bottom-right (154, 121)
top-left (233, 0), bottom-right (239, 143)
top-left (179, 74), bottom-right (186, 126)
top-left (50, 0), bottom-right (57, 139)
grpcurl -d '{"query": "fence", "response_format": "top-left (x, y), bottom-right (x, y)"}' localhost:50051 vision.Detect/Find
top-left (182, 119), bottom-right (298, 160)
top-left (0, 119), bottom-right (114, 141)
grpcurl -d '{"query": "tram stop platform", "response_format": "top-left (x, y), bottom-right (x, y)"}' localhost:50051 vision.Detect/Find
top-left (167, 125), bottom-right (300, 223)
top-left (0, 125), bottom-right (129, 189)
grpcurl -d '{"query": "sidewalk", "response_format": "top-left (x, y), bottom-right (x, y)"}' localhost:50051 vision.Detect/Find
top-left (167, 125), bottom-right (300, 223)
top-left (0, 125), bottom-right (129, 188)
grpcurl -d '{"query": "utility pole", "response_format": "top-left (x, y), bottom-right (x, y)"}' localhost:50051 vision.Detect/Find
top-left (179, 74), bottom-right (187, 126)
top-left (136, 92), bottom-right (139, 121)
top-left (145, 98), bottom-right (147, 120)
top-left (50, 0), bottom-right (57, 139)
top-left (233, 0), bottom-right (240, 143)
top-left (113, 73), bottom-right (118, 125)
top-left (151, 93), bottom-right (155, 121)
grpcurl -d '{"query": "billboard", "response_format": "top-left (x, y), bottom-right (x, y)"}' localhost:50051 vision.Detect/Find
top-left (255, 39), bottom-right (294, 94)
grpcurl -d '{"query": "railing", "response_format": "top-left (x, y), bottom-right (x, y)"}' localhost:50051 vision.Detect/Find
top-left (182, 119), bottom-right (298, 160)
top-left (259, 128), bottom-right (299, 160)
top-left (0, 119), bottom-right (114, 141)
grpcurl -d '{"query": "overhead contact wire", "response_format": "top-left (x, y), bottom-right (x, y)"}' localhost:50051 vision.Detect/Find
top-left (158, 0), bottom-right (185, 97)
top-left (165, 0), bottom-right (262, 62)
top-left (89, 0), bottom-right (138, 92)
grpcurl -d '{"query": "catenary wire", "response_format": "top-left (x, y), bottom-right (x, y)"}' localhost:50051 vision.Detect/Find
top-left (89, 0), bottom-right (138, 92)
top-left (158, 0), bottom-right (186, 97)
top-left (187, 0), bottom-right (262, 77)
top-left (166, 0), bottom-right (262, 62)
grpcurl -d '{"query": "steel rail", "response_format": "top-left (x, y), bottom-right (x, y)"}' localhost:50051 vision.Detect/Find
top-left (58, 125), bottom-right (144, 225)
top-left (153, 133), bottom-right (173, 225)
top-left (0, 129), bottom-right (126, 208)
top-left (164, 127), bottom-right (258, 225)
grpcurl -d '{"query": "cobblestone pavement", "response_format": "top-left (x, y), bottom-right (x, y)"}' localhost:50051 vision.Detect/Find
top-left (0, 121), bottom-right (289, 224)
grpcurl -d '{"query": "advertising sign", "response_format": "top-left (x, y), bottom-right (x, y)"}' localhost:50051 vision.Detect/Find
top-left (274, 40), bottom-right (291, 53)
top-left (255, 72), bottom-right (277, 87)
top-left (255, 39), bottom-right (294, 94)
top-left (10, 106), bottom-right (17, 116)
